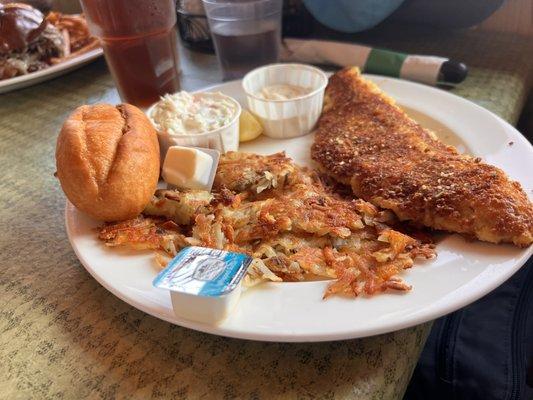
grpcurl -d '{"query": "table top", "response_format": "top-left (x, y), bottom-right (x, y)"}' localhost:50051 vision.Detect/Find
top-left (0, 30), bottom-right (531, 399)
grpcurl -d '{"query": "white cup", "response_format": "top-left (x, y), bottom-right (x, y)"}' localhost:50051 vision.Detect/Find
top-left (242, 63), bottom-right (328, 139)
top-left (147, 92), bottom-right (241, 160)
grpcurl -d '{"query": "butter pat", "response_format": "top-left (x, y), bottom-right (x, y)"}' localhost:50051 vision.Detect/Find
top-left (153, 246), bottom-right (252, 324)
top-left (162, 146), bottom-right (219, 191)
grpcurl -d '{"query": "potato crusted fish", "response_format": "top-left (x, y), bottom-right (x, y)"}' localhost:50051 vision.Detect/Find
top-left (99, 152), bottom-right (435, 298)
top-left (312, 67), bottom-right (533, 247)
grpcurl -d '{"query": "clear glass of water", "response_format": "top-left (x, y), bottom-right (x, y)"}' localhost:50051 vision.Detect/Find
top-left (202, 0), bottom-right (282, 80)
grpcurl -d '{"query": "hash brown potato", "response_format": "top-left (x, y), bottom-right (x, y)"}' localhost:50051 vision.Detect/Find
top-left (99, 152), bottom-right (435, 298)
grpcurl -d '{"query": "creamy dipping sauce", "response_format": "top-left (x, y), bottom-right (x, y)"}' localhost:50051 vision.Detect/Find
top-left (256, 84), bottom-right (313, 101)
top-left (150, 91), bottom-right (239, 136)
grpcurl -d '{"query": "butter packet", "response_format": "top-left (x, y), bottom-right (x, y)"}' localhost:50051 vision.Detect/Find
top-left (153, 246), bottom-right (252, 323)
top-left (163, 146), bottom-right (220, 192)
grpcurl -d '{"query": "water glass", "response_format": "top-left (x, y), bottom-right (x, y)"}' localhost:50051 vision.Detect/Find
top-left (202, 0), bottom-right (282, 80)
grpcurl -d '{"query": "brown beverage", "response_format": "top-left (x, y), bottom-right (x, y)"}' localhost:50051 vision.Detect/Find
top-left (211, 28), bottom-right (280, 80)
top-left (80, 0), bottom-right (180, 107)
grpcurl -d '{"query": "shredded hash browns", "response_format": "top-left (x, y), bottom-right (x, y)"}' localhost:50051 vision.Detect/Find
top-left (98, 152), bottom-right (435, 298)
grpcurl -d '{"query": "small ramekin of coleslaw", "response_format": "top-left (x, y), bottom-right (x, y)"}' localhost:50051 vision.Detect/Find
top-left (147, 91), bottom-right (241, 158)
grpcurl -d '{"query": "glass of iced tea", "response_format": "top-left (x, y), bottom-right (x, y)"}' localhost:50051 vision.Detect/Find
top-left (80, 0), bottom-right (181, 108)
top-left (202, 0), bottom-right (282, 80)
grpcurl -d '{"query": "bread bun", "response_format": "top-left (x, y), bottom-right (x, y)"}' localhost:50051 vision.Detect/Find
top-left (56, 103), bottom-right (160, 221)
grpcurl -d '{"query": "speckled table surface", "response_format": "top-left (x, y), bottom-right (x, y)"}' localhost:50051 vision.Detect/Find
top-left (0, 31), bottom-right (531, 399)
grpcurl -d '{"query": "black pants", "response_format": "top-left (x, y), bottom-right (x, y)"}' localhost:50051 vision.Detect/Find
top-left (405, 257), bottom-right (533, 400)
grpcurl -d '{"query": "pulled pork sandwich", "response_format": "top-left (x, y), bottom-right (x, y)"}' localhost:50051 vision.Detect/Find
top-left (0, 3), bottom-right (99, 79)
top-left (0, 2), bottom-right (65, 78)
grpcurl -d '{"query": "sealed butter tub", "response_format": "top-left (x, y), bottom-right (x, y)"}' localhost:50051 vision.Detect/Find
top-left (242, 63), bottom-right (328, 139)
top-left (153, 246), bottom-right (252, 324)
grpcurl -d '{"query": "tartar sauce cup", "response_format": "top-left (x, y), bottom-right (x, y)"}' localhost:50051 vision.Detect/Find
top-left (242, 63), bottom-right (328, 139)
top-left (147, 91), bottom-right (242, 159)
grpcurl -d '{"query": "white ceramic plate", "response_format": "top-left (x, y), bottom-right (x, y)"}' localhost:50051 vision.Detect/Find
top-left (0, 48), bottom-right (103, 94)
top-left (65, 75), bottom-right (533, 342)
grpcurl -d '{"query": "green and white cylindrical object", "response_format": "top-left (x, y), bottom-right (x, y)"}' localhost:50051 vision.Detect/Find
top-left (280, 38), bottom-right (467, 86)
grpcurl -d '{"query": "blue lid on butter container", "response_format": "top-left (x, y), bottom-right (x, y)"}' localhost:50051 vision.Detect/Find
top-left (153, 246), bottom-right (252, 297)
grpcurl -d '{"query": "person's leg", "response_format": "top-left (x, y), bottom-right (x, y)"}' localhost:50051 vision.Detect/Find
top-left (405, 257), bottom-right (533, 400)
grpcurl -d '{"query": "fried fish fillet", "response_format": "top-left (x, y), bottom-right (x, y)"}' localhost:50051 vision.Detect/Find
top-left (312, 67), bottom-right (533, 247)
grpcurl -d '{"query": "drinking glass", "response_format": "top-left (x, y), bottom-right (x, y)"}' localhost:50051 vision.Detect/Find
top-left (202, 0), bottom-right (282, 80)
top-left (80, 0), bottom-right (181, 108)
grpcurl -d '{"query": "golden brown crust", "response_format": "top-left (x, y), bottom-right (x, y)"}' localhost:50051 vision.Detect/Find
top-left (312, 67), bottom-right (533, 247)
top-left (56, 103), bottom-right (160, 221)
top-left (213, 151), bottom-right (295, 194)
top-left (100, 152), bottom-right (436, 298)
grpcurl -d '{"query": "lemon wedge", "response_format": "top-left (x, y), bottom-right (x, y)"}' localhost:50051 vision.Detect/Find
top-left (239, 110), bottom-right (263, 142)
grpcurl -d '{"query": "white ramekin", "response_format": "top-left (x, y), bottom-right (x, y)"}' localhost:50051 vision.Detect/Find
top-left (242, 63), bottom-right (328, 139)
top-left (147, 92), bottom-right (241, 159)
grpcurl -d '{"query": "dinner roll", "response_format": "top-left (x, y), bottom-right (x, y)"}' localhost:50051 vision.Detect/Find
top-left (56, 103), bottom-right (160, 221)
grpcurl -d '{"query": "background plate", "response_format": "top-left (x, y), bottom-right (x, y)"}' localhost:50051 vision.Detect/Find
top-left (0, 48), bottom-right (103, 94)
top-left (65, 75), bottom-right (533, 342)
